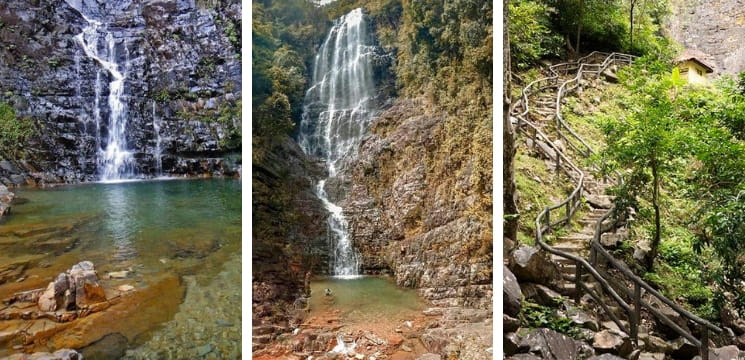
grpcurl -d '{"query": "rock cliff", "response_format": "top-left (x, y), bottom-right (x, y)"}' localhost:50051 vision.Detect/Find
top-left (251, 136), bottom-right (329, 348)
top-left (346, 99), bottom-right (493, 310)
top-left (0, 0), bottom-right (241, 184)
top-left (667, 0), bottom-right (745, 75)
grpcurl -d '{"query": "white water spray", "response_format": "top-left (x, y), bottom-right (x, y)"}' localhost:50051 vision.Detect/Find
top-left (299, 8), bottom-right (378, 276)
top-left (152, 101), bottom-right (163, 176)
top-left (68, 1), bottom-right (135, 181)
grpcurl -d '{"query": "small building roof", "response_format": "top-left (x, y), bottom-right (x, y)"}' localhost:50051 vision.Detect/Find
top-left (676, 49), bottom-right (715, 73)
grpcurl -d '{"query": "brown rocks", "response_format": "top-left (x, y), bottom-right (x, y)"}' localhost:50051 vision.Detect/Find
top-left (592, 330), bottom-right (632, 357)
top-left (518, 328), bottom-right (585, 360)
top-left (37, 261), bottom-right (106, 312)
top-left (671, 337), bottom-right (700, 360)
top-left (693, 345), bottom-right (745, 360)
top-left (503, 266), bottom-right (522, 317)
top-left (509, 245), bottom-right (559, 285)
top-left (1, 349), bottom-right (82, 360)
top-left (0, 183), bottom-right (13, 218)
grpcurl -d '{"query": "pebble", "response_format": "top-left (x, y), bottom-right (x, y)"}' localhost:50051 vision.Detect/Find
top-left (108, 271), bottom-right (129, 279)
top-left (404, 321), bottom-right (412, 328)
top-left (401, 345), bottom-right (412, 352)
top-left (118, 285), bottom-right (135, 292)
top-left (394, 328), bottom-right (402, 333)
top-left (216, 319), bottom-right (234, 327)
top-left (355, 354), bottom-right (364, 360)
top-left (196, 344), bottom-right (213, 356)
top-left (159, 258), bottom-right (168, 264)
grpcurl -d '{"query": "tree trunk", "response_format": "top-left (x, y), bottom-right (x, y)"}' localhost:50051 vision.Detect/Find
top-left (629, 0), bottom-right (636, 51)
top-left (504, 0), bottom-right (519, 244)
top-left (576, 0), bottom-right (584, 55)
top-left (648, 160), bottom-right (661, 271)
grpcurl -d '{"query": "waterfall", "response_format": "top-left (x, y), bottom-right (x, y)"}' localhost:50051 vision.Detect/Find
top-left (152, 101), bottom-right (163, 176)
top-left (69, 2), bottom-right (135, 181)
top-left (299, 8), bottom-right (378, 277)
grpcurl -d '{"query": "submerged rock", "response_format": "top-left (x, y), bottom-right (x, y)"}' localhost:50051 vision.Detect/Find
top-left (1, 349), bottom-right (82, 360)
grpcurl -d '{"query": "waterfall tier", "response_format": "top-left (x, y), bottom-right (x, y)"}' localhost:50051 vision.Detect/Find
top-left (299, 8), bottom-right (378, 276)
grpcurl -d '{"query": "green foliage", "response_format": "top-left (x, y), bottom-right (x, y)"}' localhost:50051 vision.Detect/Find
top-left (508, 0), bottom-right (563, 69)
top-left (521, 300), bottom-right (579, 336)
top-left (0, 102), bottom-right (34, 158)
top-left (507, 0), bottom-right (674, 64)
top-left (252, 0), bottom-right (328, 152)
top-left (599, 60), bottom-right (692, 270)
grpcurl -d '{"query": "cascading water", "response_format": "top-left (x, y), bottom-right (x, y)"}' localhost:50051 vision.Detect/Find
top-left (68, 1), bottom-right (135, 181)
top-left (152, 101), bottom-right (163, 176)
top-left (299, 8), bottom-right (378, 277)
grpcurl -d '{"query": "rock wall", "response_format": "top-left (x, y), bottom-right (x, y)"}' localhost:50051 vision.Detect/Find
top-left (346, 99), bottom-right (493, 310)
top-left (252, 136), bottom-right (329, 349)
top-left (0, 0), bottom-right (240, 184)
top-left (667, 0), bottom-right (745, 75)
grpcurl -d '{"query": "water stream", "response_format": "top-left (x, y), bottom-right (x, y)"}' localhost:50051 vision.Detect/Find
top-left (299, 8), bottom-right (377, 276)
top-left (68, 1), bottom-right (135, 181)
top-left (152, 101), bottom-right (163, 176)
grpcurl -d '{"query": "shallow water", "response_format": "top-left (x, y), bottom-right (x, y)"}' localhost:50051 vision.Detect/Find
top-left (0, 178), bottom-right (241, 358)
top-left (309, 276), bottom-right (426, 328)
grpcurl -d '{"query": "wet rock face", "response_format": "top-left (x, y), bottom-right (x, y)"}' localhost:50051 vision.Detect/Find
top-left (345, 99), bottom-right (492, 310)
top-left (0, 0), bottom-right (241, 183)
top-left (667, 0), bottom-right (745, 75)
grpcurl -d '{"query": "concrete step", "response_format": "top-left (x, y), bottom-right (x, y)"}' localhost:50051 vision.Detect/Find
top-left (558, 234), bottom-right (593, 241)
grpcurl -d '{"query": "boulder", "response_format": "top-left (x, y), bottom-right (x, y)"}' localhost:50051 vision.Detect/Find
top-left (638, 353), bottom-right (665, 360)
top-left (519, 328), bottom-right (583, 360)
top-left (633, 240), bottom-right (652, 266)
top-left (642, 334), bottom-right (673, 354)
top-left (649, 299), bottom-right (691, 340)
top-left (504, 314), bottom-right (520, 332)
top-left (588, 354), bottom-right (626, 360)
top-left (671, 337), bottom-right (700, 360)
top-left (505, 332), bottom-right (521, 356)
top-left (692, 345), bottom-right (744, 360)
top-left (522, 283), bottom-right (564, 306)
top-left (503, 266), bottom-right (522, 317)
top-left (593, 330), bottom-right (632, 357)
top-left (36, 261), bottom-right (106, 312)
top-left (38, 273), bottom-right (72, 311)
top-left (600, 233), bottom-right (622, 248)
top-left (2, 349), bottom-right (82, 360)
top-left (568, 309), bottom-right (600, 331)
top-left (69, 261), bottom-right (106, 307)
top-left (507, 355), bottom-right (543, 360)
top-left (509, 245), bottom-right (559, 285)
top-left (586, 195), bottom-right (613, 209)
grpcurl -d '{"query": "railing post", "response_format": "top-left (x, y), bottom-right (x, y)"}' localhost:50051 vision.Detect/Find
top-left (632, 283), bottom-right (641, 347)
top-left (532, 127), bottom-right (537, 150)
top-left (574, 260), bottom-right (582, 302)
top-left (701, 326), bottom-right (709, 360)
top-left (556, 153), bottom-right (561, 174)
top-left (566, 201), bottom-right (571, 224)
top-left (545, 209), bottom-right (551, 232)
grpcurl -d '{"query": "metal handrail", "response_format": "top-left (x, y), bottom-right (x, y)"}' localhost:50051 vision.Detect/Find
top-left (511, 52), bottom-right (721, 359)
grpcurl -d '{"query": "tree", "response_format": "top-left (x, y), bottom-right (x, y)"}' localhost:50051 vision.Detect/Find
top-left (507, 0), bottom-right (562, 69)
top-left (504, 0), bottom-right (519, 243)
top-left (599, 62), bottom-right (688, 271)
